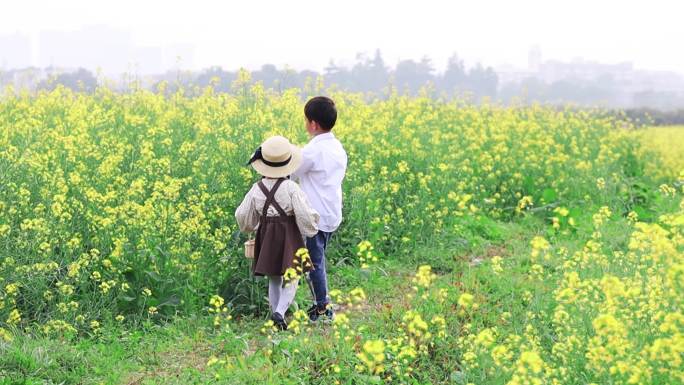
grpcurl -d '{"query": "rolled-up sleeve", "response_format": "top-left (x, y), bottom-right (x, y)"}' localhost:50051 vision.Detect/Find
top-left (291, 185), bottom-right (320, 238)
top-left (235, 186), bottom-right (259, 233)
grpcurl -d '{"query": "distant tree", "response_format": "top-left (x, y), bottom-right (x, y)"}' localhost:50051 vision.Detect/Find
top-left (633, 91), bottom-right (684, 111)
top-left (323, 59), bottom-right (351, 89)
top-left (370, 50), bottom-right (389, 89)
top-left (0, 70), bottom-right (7, 88)
top-left (621, 107), bottom-right (684, 126)
top-left (252, 64), bottom-right (280, 89)
top-left (441, 54), bottom-right (468, 96)
top-left (194, 66), bottom-right (237, 92)
top-left (547, 80), bottom-right (582, 103)
top-left (279, 67), bottom-right (303, 89)
top-left (297, 69), bottom-right (320, 95)
top-left (37, 68), bottom-right (98, 92)
top-left (393, 56), bottom-right (435, 95)
top-left (466, 64), bottom-right (498, 100)
top-left (506, 77), bottom-right (548, 104)
top-left (349, 50), bottom-right (389, 93)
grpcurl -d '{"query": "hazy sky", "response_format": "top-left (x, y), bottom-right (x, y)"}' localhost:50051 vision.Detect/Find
top-left (2, 0), bottom-right (683, 73)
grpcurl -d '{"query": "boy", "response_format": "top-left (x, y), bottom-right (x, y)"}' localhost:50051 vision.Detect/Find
top-left (292, 96), bottom-right (347, 322)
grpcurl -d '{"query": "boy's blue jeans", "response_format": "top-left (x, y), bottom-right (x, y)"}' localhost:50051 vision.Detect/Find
top-left (306, 230), bottom-right (332, 307)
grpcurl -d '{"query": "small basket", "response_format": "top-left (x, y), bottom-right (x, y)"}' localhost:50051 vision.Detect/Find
top-left (244, 239), bottom-right (255, 259)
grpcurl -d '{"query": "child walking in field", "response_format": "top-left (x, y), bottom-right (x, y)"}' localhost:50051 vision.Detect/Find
top-left (292, 96), bottom-right (348, 322)
top-left (235, 135), bottom-right (320, 331)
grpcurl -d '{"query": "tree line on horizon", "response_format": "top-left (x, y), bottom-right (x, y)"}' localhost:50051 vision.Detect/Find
top-left (2, 50), bottom-right (684, 121)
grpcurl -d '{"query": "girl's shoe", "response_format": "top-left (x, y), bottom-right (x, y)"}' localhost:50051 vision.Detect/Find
top-left (271, 312), bottom-right (288, 331)
top-left (307, 304), bottom-right (334, 323)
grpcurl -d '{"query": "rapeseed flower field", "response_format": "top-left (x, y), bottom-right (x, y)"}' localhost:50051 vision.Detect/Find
top-left (638, 125), bottom-right (684, 182)
top-left (0, 82), bottom-right (682, 384)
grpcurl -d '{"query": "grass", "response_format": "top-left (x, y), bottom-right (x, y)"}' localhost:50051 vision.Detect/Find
top-left (3, 193), bottom-right (682, 384)
top-left (0, 215), bottom-right (550, 385)
top-left (2, 179), bottom-right (681, 385)
top-left (0, 88), bottom-right (681, 384)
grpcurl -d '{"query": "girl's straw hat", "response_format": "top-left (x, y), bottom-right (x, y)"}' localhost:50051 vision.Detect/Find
top-left (247, 136), bottom-right (302, 178)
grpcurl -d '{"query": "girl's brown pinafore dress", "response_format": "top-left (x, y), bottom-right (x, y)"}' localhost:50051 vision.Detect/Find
top-left (252, 178), bottom-right (312, 277)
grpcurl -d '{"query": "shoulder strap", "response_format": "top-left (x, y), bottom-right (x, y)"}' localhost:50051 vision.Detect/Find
top-left (257, 179), bottom-right (287, 217)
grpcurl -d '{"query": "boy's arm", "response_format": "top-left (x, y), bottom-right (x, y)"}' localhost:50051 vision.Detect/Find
top-left (292, 147), bottom-right (315, 181)
top-left (291, 184), bottom-right (320, 238)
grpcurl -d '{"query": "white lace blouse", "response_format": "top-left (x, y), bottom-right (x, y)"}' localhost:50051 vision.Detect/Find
top-left (235, 178), bottom-right (320, 238)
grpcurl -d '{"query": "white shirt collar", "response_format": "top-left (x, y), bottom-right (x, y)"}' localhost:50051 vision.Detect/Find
top-left (310, 132), bottom-right (335, 144)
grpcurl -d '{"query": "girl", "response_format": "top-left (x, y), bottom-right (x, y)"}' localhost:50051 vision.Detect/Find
top-left (235, 135), bottom-right (319, 330)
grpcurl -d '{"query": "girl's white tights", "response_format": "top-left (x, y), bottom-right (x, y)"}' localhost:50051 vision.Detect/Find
top-left (267, 276), bottom-right (299, 316)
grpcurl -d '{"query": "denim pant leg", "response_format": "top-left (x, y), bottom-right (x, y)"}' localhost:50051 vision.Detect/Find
top-left (306, 231), bottom-right (332, 307)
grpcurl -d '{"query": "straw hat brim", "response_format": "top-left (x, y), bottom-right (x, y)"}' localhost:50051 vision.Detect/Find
top-left (251, 144), bottom-right (302, 178)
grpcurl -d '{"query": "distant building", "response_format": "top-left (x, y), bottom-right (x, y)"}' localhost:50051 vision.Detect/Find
top-left (528, 46), bottom-right (542, 72)
top-left (39, 25), bottom-right (133, 75)
top-left (6, 67), bottom-right (46, 90)
top-left (537, 59), bottom-right (633, 84)
top-left (496, 51), bottom-right (684, 109)
top-left (0, 33), bottom-right (32, 69)
top-left (495, 63), bottom-right (533, 85)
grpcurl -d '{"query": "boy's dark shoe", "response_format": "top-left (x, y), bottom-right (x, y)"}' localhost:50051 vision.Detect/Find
top-left (307, 304), bottom-right (334, 323)
top-left (271, 312), bottom-right (288, 331)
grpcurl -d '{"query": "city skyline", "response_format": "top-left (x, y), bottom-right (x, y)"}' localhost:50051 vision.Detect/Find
top-left (0, 25), bottom-right (681, 79)
top-left (0, 25), bottom-right (195, 75)
top-left (1, 0), bottom-right (683, 75)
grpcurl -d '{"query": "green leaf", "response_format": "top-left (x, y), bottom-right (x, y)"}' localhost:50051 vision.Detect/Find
top-left (158, 295), bottom-right (180, 308)
top-left (542, 188), bottom-right (557, 204)
top-left (523, 175), bottom-right (535, 194)
top-left (569, 207), bottom-right (582, 220)
top-left (634, 205), bottom-right (655, 221)
top-left (145, 270), bottom-right (162, 282)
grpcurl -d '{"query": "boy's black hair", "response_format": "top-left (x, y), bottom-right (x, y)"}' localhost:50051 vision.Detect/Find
top-left (304, 96), bottom-right (337, 131)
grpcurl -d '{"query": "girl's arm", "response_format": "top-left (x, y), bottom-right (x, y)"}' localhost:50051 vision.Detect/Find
top-left (291, 184), bottom-right (320, 238)
top-left (235, 185), bottom-right (259, 232)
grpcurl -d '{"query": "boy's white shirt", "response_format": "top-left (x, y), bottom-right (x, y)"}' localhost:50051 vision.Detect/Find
top-left (292, 132), bottom-right (347, 233)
